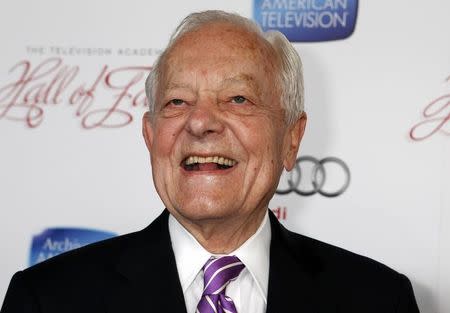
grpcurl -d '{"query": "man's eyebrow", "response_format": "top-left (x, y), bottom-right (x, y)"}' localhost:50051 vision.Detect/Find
top-left (163, 82), bottom-right (192, 91)
top-left (220, 74), bottom-right (262, 97)
top-left (221, 74), bottom-right (257, 86)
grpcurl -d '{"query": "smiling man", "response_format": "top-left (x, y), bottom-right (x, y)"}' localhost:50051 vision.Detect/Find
top-left (2, 10), bottom-right (419, 313)
top-left (142, 12), bottom-right (303, 257)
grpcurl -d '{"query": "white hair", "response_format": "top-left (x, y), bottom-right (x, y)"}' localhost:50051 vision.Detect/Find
top-left (145, 10), bottom-right (304, 125)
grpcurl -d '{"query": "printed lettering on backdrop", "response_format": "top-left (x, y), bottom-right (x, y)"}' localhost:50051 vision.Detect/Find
top-left (0, 47), bottom-right (162, 129)
top-left (409, 74), bottom-right (450, 141)
top-left (253, 0), bottom-right (358, 41)
top-left (29, 228), bottom-right (117, 266)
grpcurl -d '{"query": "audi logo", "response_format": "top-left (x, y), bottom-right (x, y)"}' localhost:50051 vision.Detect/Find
top-left (276, 156), bottom-right (351, 197)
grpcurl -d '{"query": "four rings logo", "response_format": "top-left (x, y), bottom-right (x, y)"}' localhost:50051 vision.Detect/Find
top-left (276, 156), bottom-right (350, 197)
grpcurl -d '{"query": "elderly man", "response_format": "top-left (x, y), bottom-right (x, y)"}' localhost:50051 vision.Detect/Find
top-left (2, 10), bottom-right (419, 313)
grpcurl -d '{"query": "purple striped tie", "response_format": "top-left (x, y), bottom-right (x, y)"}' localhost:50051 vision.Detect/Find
top-left (196, 255), bottom-right (245, 313)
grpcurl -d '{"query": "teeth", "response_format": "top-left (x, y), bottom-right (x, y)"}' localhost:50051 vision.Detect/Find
top-left (184, 155), bottom-right (237, 166)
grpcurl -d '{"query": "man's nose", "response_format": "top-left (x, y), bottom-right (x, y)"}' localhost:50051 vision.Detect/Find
top-left (185, 99), bottom-right (225, 138)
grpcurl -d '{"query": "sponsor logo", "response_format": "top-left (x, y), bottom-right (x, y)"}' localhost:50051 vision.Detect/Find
top-left (409, 74), bottom-right (450, 141)
top-left (271, 206), bottom-right (288, 220)
top-left (253, 0), bottom-right (358, 42)
top-left (276, 156), bottom-right (350, 197)
top-left (29, 227), bottom-right (117, 266)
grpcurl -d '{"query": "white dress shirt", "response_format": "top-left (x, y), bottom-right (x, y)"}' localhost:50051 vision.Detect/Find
top-left (168, 211), bottom-right (271, 313)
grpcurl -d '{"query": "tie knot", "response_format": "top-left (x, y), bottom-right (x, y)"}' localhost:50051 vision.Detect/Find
top-left (202, 255), bottom-right (245, 295)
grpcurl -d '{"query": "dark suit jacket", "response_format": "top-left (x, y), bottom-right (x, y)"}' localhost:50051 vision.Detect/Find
top-left (1, 209), bottom-right (420, 313)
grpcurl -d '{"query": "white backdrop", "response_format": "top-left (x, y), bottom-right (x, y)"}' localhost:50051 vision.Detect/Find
top-left (0, 1), bottom-right (449, 312)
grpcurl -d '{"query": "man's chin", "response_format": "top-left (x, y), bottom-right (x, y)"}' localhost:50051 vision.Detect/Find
top-left (169, 203), bottom-right (238, 224)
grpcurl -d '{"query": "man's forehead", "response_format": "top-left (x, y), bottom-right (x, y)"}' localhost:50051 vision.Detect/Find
top-left (163, 73), bottom-right (261, 91)
top-left (158, 22), bottom-right (278, 94)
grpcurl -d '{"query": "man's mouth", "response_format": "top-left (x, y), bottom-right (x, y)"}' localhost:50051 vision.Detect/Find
top-left (182, 156), bottom-right (237, 171)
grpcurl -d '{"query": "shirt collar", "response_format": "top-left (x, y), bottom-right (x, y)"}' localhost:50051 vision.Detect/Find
top-left (168, 210), bottom-right (271, 299)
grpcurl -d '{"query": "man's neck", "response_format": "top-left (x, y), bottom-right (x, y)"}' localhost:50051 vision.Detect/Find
top-left (171, 208), bottom-right (267, 254)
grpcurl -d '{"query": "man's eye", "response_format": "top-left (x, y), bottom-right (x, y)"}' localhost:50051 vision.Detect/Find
top-left (231, 96), bottom-right (247, 104)
top-left (169, 99), bottom-right (184, 106)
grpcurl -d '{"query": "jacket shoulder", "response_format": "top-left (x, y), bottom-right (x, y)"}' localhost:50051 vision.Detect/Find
top-left (284, 228), bottom-right (400, 279)
top-left (21, 210), bottom-right (170, 281)
top-left (2, 211), bottom-right (174, 313)
top-left (270, 225), bottom-right (420, 312)
top-left (1, 230), bottom-right (145, 313)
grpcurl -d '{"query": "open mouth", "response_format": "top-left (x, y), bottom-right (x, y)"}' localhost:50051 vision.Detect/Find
top-left (182, 156), bottom-right (237, 171)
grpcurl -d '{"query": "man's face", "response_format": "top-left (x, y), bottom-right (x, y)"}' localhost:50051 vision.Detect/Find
top-left (143, 23), bottom-right (305, 225)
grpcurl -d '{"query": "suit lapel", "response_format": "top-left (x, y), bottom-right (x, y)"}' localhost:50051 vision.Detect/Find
top-left (102, 209), bottom-right (335, 312)
top-left (105, 210), bottom-right (187, 313)
top-left (266, 211), bottom-right (331, 313)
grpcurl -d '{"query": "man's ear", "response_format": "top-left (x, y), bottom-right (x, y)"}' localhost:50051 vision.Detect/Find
top-left (142, 111), bottom-right (154, 152)
top-left (283, 112), bottom-right (307, 171)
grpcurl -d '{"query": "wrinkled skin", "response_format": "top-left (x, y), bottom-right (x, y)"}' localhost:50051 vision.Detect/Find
top-left (143, 22), bottom-right (306, 253)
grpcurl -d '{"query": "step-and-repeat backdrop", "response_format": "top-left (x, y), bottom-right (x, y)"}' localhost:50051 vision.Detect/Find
top-left (1, 0), bottom-right (449, 312)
